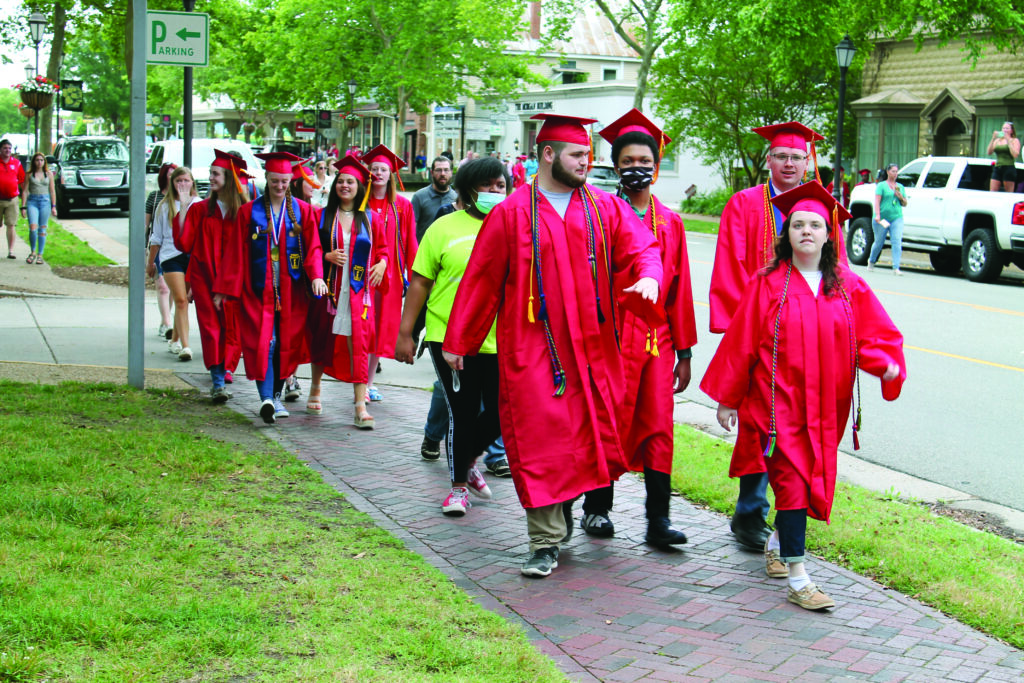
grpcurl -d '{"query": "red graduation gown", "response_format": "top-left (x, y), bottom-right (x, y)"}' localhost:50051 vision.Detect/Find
top-left (612, 196), bottom-right (699, 478)
top-left (368, 195), bottom-right (417, 358)
top-left (175, 199), bottom-right (242, 371)
top-left (222, 197), bottom-right (324, 382)
top-left (710, 182), bottom-right (848, 334)
top-left (443, 185), bottom-right (663, 509)
top-left (699, 263), bottom-right (905, 522)
top-left (308, 210), bottom-right (390, 384)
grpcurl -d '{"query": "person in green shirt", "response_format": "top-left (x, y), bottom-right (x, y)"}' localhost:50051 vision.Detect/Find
top-left (395, 157), bottom-right (510, 517)
top-left (869, 163), bottom-right (908, 275)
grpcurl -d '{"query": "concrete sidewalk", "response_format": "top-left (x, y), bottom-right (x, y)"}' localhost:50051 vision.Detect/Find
top-left (178, 375), bottom-right (1022, 683)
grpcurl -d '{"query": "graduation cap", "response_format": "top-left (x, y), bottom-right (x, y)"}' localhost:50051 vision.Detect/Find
top-left (532, 113), bottom-right (597, 147)
top-left (751, 121), bottom-right (823, 152)
top-left (598, 108), bottom-right (672, 182)
top-left (360, 144), bottom-right (406, 171)
top-left (770, 180), bottom-right (852, 225)
top-left (255, 151), bottom-right (304, 175)
top-left (291, 161), bottom-right (321, 189)
top-left (211, 149), bottom-right (249, 194)
top-left (333, 154), bottom-right (370, 185)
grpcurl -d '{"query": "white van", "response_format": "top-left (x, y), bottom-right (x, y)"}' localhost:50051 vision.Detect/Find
top-left (145, 139), bottom-right (266, 197)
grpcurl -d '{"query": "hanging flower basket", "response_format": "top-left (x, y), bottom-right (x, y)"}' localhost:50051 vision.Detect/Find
top-left (14, 75), bottom-right (60, 110)
top-left (20, 105), bottom-right (35, 118)
top-left (342, 112), bottom-right (360, 129)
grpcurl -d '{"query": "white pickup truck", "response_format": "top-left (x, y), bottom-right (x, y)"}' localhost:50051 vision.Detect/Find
top-left (845, 156), bottom-right (1024, 282)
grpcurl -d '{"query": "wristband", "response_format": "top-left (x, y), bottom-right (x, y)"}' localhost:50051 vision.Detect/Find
top-left (676, 348), bottom-right (692, 361)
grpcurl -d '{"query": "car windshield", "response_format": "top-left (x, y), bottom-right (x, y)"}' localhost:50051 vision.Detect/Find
top-left (64, 141), bottom-right (129, 163)
top-left (162, 145), bottom-right (251, 170)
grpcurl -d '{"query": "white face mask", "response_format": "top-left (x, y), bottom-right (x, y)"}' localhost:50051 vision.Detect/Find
top-left (475, 192), bottom-right (506, 215)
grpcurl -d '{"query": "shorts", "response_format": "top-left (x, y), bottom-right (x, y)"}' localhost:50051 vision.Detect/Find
top-left (160, 252), bottom-right (190, 274)
top-left (992, 165), bottom-right (1017, 183)
top-left (0, 198), bottom-right (17, 226)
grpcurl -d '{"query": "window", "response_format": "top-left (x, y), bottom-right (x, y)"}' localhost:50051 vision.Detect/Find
top-left (883, 119), bottom-right (919, 167)
top-left (897, 160), bottom-right (926, 188)
top-left (603, 68), bottom-right (617, 81)
top-left (958, 163), bottom-right (993, 191)
top-left (976, 117), bottom-right (1004, 157)
top-left (562, 72), bottom-right (587, 85)
top-left (858, 119), bottom-right (880, 173)
top-left (659, 149), bottom-right (676, 172)
top-left (923, 161), bottom-right (954, 189)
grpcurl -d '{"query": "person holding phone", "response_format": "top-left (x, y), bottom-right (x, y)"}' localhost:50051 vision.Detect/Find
top-left (868, 163), bottom-right (907, 275)
top-left (987, 122), bottom-right (1020, 192)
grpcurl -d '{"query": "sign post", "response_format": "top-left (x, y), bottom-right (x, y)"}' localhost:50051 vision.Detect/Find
top-left (147, 8), bottom-right (208, 165)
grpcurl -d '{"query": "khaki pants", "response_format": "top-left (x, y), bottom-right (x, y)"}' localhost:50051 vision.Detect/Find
top-left (525, 497), bottom-right (578, 551)
top-left (0, 198), bottom-right (18, 227)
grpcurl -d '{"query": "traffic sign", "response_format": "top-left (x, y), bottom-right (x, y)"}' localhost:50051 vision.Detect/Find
top-left (147, 11), bottom-right (209, 67)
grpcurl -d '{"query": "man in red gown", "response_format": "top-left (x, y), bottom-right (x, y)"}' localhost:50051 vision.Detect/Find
top-left (443, 113), bottom-right (663, 578)
top-left (708, 121), bottom-right (832, 551)
top-left (577, 109), bottom-right (698, 547)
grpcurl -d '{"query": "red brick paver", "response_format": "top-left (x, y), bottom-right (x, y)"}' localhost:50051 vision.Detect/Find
top-left (204, 379), bottom-right (1024, 682)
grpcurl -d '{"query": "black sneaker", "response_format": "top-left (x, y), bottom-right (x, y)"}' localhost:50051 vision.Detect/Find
top-left (210, 386), bottom-right (231, 404)
top-left (284, 378), bottom-right (301, 402)
top-left (486, 457), bottom-right (511, 477)
top-left (420, 436), bottom-right (441, 461)
top-left (521, 546), bottom-right (559, 577)
top-left (259, 399), bottom-right (276, 424)
top-left (731, 512), bottom-right (772, 551)
top-left (645, 517), bottom-right (688, 548)
top-left (561, 500), bottom-right (574, 543)
top-left (581, 512), bottom-right (615, 538)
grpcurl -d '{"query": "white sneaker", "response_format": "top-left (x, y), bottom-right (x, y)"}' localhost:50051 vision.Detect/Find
top-left (168, 340), bottom-right (183, 354)
top-left (157, 323), bottom-right (171, 338)
top-left (259, 399), bottom-right (276, 424)
top-left (465, 465), bottom-right (492, 499)
top-left (273, 393), bottom-right (290, 418)
top-left (178, 347), bottom-right (192, 362)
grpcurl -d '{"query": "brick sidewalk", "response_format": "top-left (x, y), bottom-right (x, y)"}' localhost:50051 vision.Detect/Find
top-left (205, 378), bottom-right (1023, 683)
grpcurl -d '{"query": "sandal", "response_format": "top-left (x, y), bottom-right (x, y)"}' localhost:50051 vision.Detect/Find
top-left (306, 387), bottom-right (323, 415)
top-left (354, 402), bottom-right (375, 430)
top-left (26, 253), bottom-right (35, 264)
top-left (35, 256), bottom-right (44, 265)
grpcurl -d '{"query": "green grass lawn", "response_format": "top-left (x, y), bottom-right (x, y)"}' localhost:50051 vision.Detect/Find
top-left (14, 216), bottom-right (114, 267)
top-left (0, 382), bottom-right (565, 683)
top-left (681, 217), bottom-right (719, 235)
top-left (671, 423), bottom-right (1024, 649)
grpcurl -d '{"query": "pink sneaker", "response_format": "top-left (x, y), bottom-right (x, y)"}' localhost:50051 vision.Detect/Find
top-left (442, 487), bottom-right (471, 516)
top-left (465, 466), bottom-right (492, 499)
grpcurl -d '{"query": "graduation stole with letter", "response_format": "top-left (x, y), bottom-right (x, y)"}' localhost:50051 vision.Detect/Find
top-left (322, 210), bottom-right (373, 316)
top-left (527, 183), bottom-right (616, 396)
top-left (250, 197), bottom-right (304, 310)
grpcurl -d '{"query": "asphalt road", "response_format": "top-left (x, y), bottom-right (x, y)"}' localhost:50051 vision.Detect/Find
top-left (78, 211), bottom-right (1024, 514)
top-left (683, 231), bottom-right (1024, 515)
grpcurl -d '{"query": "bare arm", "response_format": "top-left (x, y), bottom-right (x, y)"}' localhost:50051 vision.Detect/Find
top-left (874, 192), bottom-right (882, 221)
top-left (395, 272), bottom-right (434, 364)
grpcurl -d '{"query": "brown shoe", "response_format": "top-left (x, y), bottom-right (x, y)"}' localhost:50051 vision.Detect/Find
top-left (787, 583), bottom-right (835, 610)
top-left (764, 538), bottom-right (788, 578)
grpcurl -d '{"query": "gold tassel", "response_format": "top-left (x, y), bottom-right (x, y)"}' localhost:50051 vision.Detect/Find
top-left (362, 303), bottom-right (368, 320)
top-left (527, 253), bottom-right (536, 323)
top-left (651, 329), bottom-right (660, 357)
top-left (645, 331), bottom-right (651, 353)
top-left (359, 188), bottom-right (370, 212)
top-left (653, 132), bottom-right (664, 184)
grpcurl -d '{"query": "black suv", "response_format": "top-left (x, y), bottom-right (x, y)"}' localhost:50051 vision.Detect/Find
top-left (52, 136), bottom-right (130, 217)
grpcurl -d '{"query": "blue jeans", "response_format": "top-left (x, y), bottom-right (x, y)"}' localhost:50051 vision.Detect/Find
top-left (210, 363), bottom-right (226, 390)
top-left (869, 217), bottom-right (903, 270)
top-left (775, 508), bottom-right (807, 563)
top-left (26, 194), bottom-right (50, 254)
top-left (736, 472), bottom-right (770, 519)
top-left (483, 436), bottom-right (506, 468)
top-left (255, 327), bottom-right (284, 400)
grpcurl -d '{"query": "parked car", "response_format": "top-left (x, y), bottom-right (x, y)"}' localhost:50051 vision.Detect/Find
top-left (52, 136), bottom-right (131, 217)
top-left (145, 139), bottom-right (266, 198)
top-left (846, 156), bottom-right (1024, 282)
top-left (587, 164), bottom-right (619, 192)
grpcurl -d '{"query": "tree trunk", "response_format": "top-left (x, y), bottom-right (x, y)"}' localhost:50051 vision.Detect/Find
top-left (633, 48), bottom-right (652, 110)
top-left (40, 3), bottom-right (67, 152)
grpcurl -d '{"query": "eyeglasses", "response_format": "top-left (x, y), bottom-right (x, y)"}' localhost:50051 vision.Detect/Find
top-left (769, 153), bottom-right (808, 164)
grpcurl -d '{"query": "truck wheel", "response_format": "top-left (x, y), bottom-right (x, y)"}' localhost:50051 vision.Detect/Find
top-left (961, 229), bottom-right (1001, 283)
top-left (929, 248), bottom-right (961, 275)
top-left (846, 217), bottom-right (873, 265)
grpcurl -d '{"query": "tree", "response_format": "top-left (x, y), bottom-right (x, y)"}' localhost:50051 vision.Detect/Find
top-left (548, 0), bottom-right (667, 111)
top-left (0, 90), bottom-right (30, 137)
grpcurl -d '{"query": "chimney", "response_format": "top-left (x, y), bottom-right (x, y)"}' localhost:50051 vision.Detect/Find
top-left (530, 1), bottom-right (541, 40)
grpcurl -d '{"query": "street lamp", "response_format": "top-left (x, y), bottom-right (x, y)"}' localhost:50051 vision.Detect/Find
top-left (24, 65), bottom-right (34, 80)
top-left (28, 12), bottom-right (47, 155)
top-left (833, 34), bottom-right (856, 205)
top-left (345, 79), bottom-right (358, 152)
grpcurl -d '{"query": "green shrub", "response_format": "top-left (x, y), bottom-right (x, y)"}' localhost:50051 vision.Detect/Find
top-left (680, 187), bottom-right (733, 216)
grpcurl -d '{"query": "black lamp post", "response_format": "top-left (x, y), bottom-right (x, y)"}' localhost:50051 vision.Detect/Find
top-left (834, 34), bottom-right (856, 205)
top-left (24, 65), bottom-right (35, 154)
top-left (345, 78), bottom-right (358, 153)
top-left (28, 12), bottom-right (46, 154)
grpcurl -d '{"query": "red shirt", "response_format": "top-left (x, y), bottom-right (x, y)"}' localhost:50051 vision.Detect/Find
top-left (0, 156), bottom-right (25, 200)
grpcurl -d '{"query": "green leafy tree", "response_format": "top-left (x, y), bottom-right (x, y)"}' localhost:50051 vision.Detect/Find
top-left (0, 89), bottom-right (30, 136)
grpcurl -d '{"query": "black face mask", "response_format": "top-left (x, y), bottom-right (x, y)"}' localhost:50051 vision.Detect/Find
top-left (619, 166), bottom-right (654, 191)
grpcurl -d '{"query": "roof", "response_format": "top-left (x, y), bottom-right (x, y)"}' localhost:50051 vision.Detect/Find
top-left (507, 5), bottom-right (640, 59)
top-left (971, 83), bottom-right (1024, 102)
top-left (851, 88), bottom-right (927, 106)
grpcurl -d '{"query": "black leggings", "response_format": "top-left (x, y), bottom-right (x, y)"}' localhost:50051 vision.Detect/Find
top-left (428, 342), bottom-right (501, 484)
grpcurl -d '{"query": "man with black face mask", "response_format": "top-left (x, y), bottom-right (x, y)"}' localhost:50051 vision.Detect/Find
top-left (576, 109), bottom-right (698, 547)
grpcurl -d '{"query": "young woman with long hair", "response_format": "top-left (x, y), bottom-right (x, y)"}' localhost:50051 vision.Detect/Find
top-left (701, 181), bottom-right (905, 612)
top-left (20, 153), bottom-right (56, 264)
top-left (221, 152), bottom-right (327, 424)
top-left (306, 155), bottom-right (388, 427)
top-left (360, 144), bottom-right (417, 402)
top-left (173, 149), bottom-right (249, 402)
top-left (987, 121), bottom-right (1021, 192)
top-left (146, 163), bottom-right (176, 339)
top-left (148, 166), bottom-right (200, 361)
